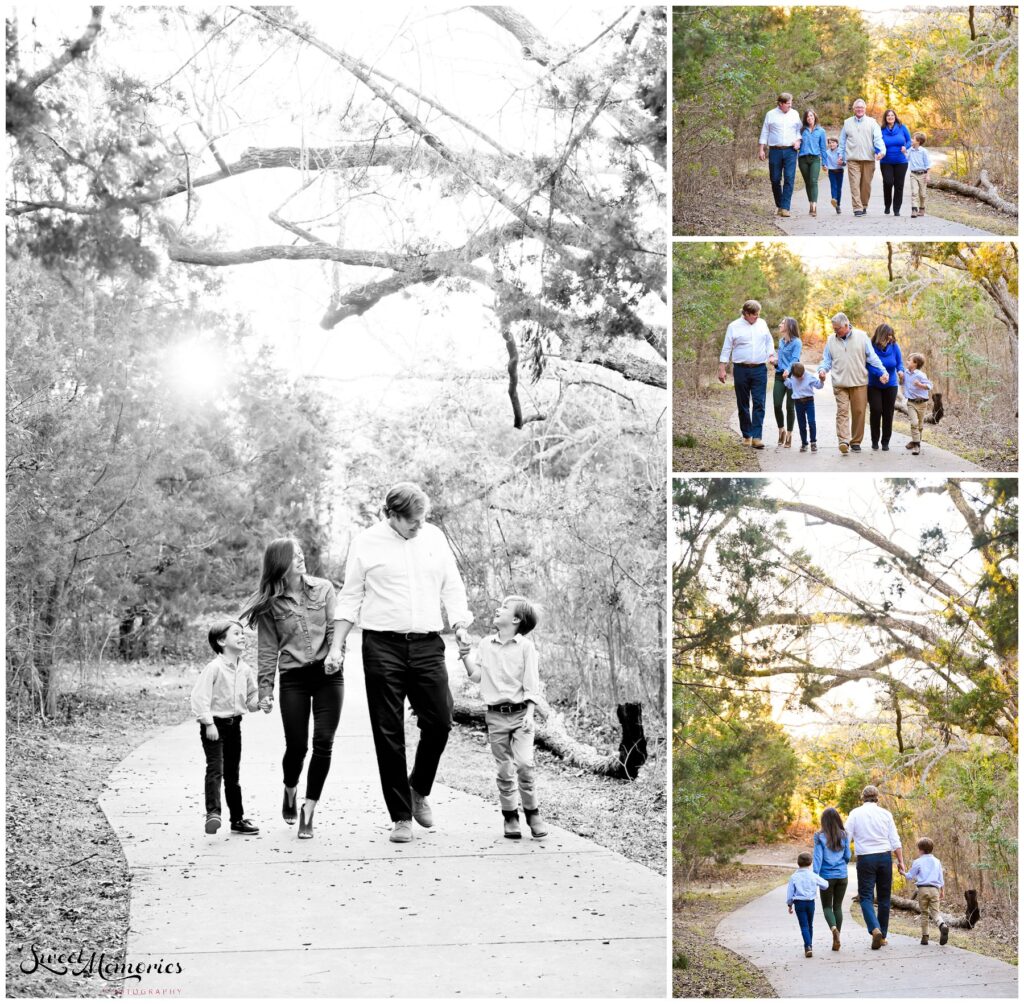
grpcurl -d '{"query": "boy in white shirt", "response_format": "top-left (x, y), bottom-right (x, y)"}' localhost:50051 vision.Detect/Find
top-left (459, 596), bottom-right (546, 840)
top-left (190, 620), bottom-right (261, 835)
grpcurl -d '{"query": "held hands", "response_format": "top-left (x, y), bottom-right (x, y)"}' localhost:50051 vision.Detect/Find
top-left (205, 723), bottom-right (220, 741)
top-left (817, 369), bottom-right (827, 383)
top-left (880, 373), bottom-right (890, 385)
top-left (259, 696), bottom-right (273, 714)
top-left (454, 626), bottom-right (471, 649)
top-left (324, 645), bottom-right (345, 675)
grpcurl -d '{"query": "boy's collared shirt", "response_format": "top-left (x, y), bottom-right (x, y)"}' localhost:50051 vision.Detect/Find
top-left (905, 853), bottom-right (944, 888)
top-left (907, 146), bottom-right (932, 171)
top-left (822, 147), bottom-right (843, 171)
top-left (904, 369), bottom-right (933, 400)
top-left (191, 655), bottom-right (259, 725)
top-left (467, 633), bottom-right (541, 706)
top-left (784, 371), bottom-right (824, 399)
top-left (786, 867), bottom-right (829, 904)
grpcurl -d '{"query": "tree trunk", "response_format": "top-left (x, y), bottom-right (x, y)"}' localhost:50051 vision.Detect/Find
top-left (452, 694), bottom-right (648, 779)
top-left (888, 893), bottom-right (975, 929)
top-left (929, 171), bottom-right (1018, 215)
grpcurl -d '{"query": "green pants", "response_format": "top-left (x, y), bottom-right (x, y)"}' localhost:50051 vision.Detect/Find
top-left (819, 876), bottom-right (848, 930)
top-left (799, 155), bottom-right (821, 203)
top-left (773, 373), bottom-right (795, 431)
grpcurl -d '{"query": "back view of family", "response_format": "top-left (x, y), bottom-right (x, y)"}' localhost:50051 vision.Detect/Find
top-left (759, 93), bottom-right (932, 218)
top-left (787, 786), bottom-right (950, 958)
top-left (719, 300), bottom-right (935, 454)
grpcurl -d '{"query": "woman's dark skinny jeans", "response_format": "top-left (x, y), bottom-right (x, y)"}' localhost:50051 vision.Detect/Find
top-left (820, 876), bottom-right (848, 930)
top-left (279, 662), bottom-right (344, 800)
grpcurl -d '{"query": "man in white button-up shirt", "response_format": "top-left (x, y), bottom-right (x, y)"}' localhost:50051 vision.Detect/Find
top-left (845, 785), bottom-right (906, 950)
top-left (758, 92), bottom-right (803, 216)
top-left (717, 299), bottom-right (776, 449)
top-left (329, 482), bottom-right (472, 843)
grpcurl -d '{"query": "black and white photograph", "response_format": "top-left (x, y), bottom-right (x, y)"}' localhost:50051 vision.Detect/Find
top-left (6, 6), bottom-right (669, 997)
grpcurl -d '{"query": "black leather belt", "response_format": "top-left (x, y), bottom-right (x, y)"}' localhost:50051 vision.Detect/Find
top-left (735, 362), bottom-right (766, 367)
top-left (912, 170), bottom-right (928, 174)
top-left (365, 629), bottom-right (439, 641)
top-left (488, 701), bottom-right (528, 714)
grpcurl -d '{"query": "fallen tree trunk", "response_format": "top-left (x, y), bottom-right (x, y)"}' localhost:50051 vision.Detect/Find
top-left (452, 694), bottom-right (648, 780)
top-left (887, 893), bottom-right (974, 929)
top-left (929, 170), bottom-right (1018, 216)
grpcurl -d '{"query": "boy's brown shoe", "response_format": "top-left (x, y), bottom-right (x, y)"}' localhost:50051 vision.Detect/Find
top-left (831, 926), bottom-right (841, 951)
top-left (871, 928), bottom-right (884, 950)
top-left (939, 923), bottom-right (949, 945)
top-left (502, 810), bottom-right (522, 839)
top-left (524, 808), bottom-right (548, 838)
top-left (921, 935), bottom-right (929, 945)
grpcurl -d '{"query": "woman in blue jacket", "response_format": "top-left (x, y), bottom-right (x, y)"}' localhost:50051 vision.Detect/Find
top-left (813, 806), bottom-right (851, 952)
top-left (798, 108), bottom-right (828, 217)
top-left (773, 316), bottom-right (802, 447)
top-left (867, 323), bottom-right (904, 450)
top-left (880, 108), bottom-right (913, 216)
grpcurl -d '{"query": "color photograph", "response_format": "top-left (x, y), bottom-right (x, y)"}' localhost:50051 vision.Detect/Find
top-left (673, 5), bottom-right (1018, 237)
top-left (673, 476), bottom-right (1018, 998)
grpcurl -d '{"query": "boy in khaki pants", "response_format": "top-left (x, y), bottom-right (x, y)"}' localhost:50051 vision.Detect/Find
top-left (904, 836), bottom-right (949, 945)
top-left (903, 353), bottom-right (934, 455)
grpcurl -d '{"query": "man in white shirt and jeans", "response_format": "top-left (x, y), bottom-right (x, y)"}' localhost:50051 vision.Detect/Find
top-left (330, 482), bottom-right (473, 843)
top-left (718, 299), bottom-right (776, 449)
top-left (758, 92), bottom-right (803, 217)
top-left (845, 784), bottom-right (906, 950)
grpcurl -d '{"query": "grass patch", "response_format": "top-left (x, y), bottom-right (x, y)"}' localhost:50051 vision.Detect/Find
top-left (673, 378), bottom-right (755, 472)
top-left (673, 160), bottom-right (783, 237)
top-left (6, 661), bottom-right (193, 998)
top-left (673, 864), bottom-right (785, 998)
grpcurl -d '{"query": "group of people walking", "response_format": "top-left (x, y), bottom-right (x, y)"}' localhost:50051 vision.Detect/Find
top-left (718, 300), bottom-right (935, 454)
top-left (189, 481), bottom-right (549, 845)
top-left (759, 93), bottom-right (933, 218)
top-left (786, 785), bottom-right (950, 957)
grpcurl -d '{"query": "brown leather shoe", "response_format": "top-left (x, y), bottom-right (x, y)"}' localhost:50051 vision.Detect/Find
top-left (751, 438), bottom-right (765, 449)
top-left (871, 928), bottom-right (884, 950)
top-left (784, 431), bottom-right (792, 448)
top-left (524, 808), bottom-right (548, 838)
top-left (831, 926), bottom-right (841, 951)
top-left (779, 209), bottom-right (791, 217)
top-left (742, 437), bottom-right (752, 445)
top-left (502, 810), bottom-right (522, 839)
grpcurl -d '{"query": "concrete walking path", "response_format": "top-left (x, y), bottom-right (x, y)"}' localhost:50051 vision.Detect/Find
top-left (777, 153), bottom-right (998, 237)
top-left (99, 635), bottom-right (666, 997)
top-left (728, 371), bottom-right (980, 472)
top-left (716, 882), bottom-right (1018, 998)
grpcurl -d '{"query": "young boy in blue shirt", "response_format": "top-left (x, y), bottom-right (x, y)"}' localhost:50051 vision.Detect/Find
top-left (904, 837), bottom-right (949, 945)
top-left (784, 362), bottom-right (825, 452)
top-left (787, 851), bottom-right (829, 957)
top-left (823, 135), bottom-right (844, 214)
top-left (459, 596), bottom-right (547, 840)
top-left (907, 132), bottom-right (933, 218)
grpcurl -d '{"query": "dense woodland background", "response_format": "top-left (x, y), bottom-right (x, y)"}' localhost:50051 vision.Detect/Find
top-left (672, 241), bottom-right (1019, 470)
top-left (674, 5), bottom-right (1019, 234)
top-left (6, 7), bottom-right (668, 726)
top-left (674, 477), bottom-right (1018, 935)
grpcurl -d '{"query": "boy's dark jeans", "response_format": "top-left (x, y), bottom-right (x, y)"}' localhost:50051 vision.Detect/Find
top-left (794, 398), bottom-right (817, 445)
top-left (819, 876), bottom-right (848, 930)
top-left (278, 662), bottom-right (344, 801)
top-left (828, 168), bottom-right (844, 203)
top-left (855, 851), bottom-right (893, 936)
top-left (793, 899), bottom-right (815, 949)
top-left (200, 715), bottom-right (244, 823)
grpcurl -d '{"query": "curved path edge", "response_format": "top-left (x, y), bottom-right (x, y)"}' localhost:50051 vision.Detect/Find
top-left (716, 882), bottom-right (1017, 998)
top-left (98, 633), bottom-right (667, 998)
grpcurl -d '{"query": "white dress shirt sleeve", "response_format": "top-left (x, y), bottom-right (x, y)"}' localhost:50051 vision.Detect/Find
top-left (759, 112), bottom-right (771, 146)
top-left (720, 320), bottom-right (736, 363)
top-left (334, 535), bottom-right (368, 625)
top-left (439, 532), bottom-right (473, 629)
top-left (190, 660), bottom-right (218, 725)
top-left (522, 639), bottom-right (541, 704)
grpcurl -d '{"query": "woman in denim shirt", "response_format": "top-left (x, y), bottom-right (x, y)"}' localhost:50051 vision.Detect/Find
top-left (880, 109), bottom-right (913, 216)
top-left (773, 317), bottom-right (802, 447)
top-left (813, 806), bottom-right (852, 952)
top-left (798, 108), bottom-right (828, 217)
top-left (241, 537), bottom-right (339, 839)
top-left (867, 323), bottom-right (905, 451)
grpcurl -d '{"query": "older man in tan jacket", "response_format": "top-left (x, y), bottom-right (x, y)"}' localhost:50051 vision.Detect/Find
top-left (838, 99), bottom-right (884, 216)
top-left (817, 313), bottom-right (888, 453)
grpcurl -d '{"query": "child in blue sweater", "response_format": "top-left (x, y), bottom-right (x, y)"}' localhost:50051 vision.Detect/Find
top-left (787, 851), bottom-right (830, 957)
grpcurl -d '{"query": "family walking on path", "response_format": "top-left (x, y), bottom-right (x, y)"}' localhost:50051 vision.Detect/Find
top-left (190, 481), bottom-right (547, 845)
top-left (718, 301), bottom-right (936, 457)
top-left (786, 786), bottom-right (949, 959)
top-left (759, 93), bottom-right (932, 219)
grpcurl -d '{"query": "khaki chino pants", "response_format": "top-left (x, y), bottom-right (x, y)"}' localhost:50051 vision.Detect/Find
top-left (917, 886), bottom-right (943, 935)
top-left (910, 172), bottom-right (927, 211)
top-left (846, 160), bottom-right (875, 212)
top-left (909, 399), bottom-right (930, 442)
top-left (834, 384), bottom-right (868, 446)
